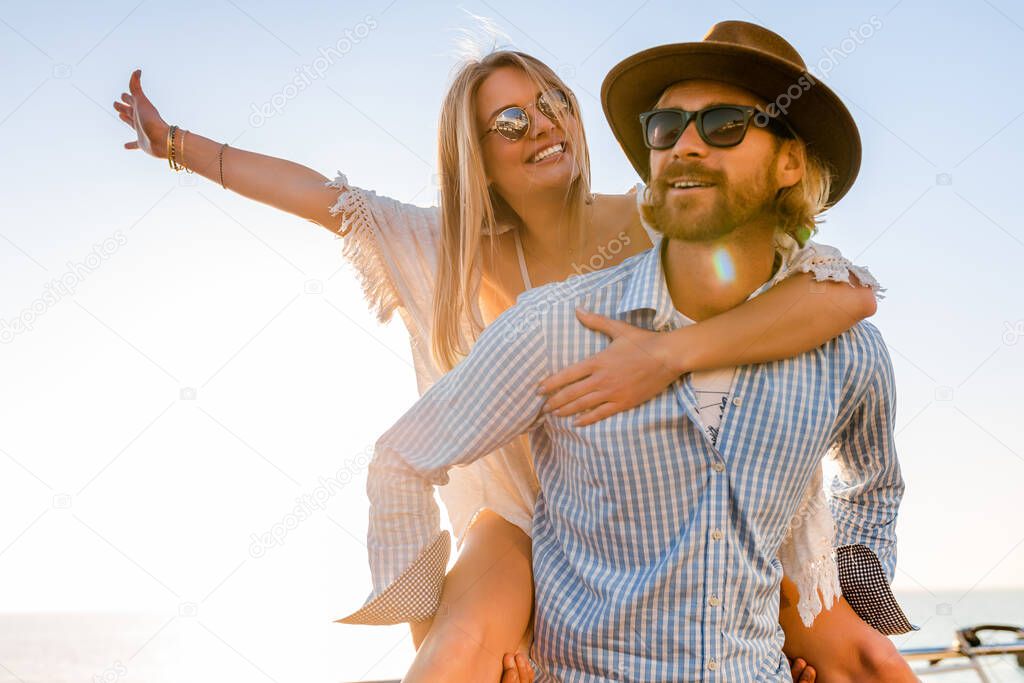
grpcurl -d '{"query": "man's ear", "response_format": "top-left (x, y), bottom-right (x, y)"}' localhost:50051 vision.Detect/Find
top-left (775, 138), bottom-right (805, 190)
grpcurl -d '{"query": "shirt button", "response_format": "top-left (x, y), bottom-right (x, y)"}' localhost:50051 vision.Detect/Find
top-left (711, 529), bottom-right (724, 541)
top-left (709, 595), bottom-right (721, 607)
top-left (712, 461), bottom-right (725, 472)
top-left (732, 395), bottom-right (743, 407)
top-left (707, 658), bottom-right (719, 671)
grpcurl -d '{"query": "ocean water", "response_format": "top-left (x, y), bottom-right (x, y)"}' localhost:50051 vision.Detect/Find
top-left (1, 589), bottom-right (1022, 682)
top-left (892, 589), bottom-right (1024, 682)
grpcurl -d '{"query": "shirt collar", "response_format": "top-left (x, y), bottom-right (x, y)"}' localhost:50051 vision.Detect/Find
top-left (616, 229), bottom-right (803, 330)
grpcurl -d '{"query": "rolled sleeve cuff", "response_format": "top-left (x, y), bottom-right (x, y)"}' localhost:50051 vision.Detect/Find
top-left (336, 530), bottom-right (451, 625)
top-left (836, 543), bottom-right (918, 635)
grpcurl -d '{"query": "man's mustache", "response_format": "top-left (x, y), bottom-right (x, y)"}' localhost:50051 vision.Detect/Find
top-left (651, 161), bottom-right (724, 189)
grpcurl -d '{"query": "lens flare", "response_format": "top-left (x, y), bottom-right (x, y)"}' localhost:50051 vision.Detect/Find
top-left (712, 249), bottom-right (735, 283)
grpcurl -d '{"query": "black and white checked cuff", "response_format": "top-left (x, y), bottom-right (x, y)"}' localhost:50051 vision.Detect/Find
top-left (836, 543), bottom-right (918, 635)
top-left (335, 530), bottom-right (451, 625)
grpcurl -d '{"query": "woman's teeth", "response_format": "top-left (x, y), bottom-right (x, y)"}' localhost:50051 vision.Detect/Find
top-left (530, 143), bottom-right (564, 163)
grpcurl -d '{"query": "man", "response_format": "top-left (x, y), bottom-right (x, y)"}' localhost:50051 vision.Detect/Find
top-left (343, 21), bottom-right (911, 681)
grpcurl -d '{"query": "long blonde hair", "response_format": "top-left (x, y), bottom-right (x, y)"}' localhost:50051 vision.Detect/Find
top-left (431, 51), bottom-right (592, 371)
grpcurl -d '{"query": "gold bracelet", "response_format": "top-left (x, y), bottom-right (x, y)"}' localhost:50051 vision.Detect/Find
top-left (166, 125), bottom-right (177, 170)
top-left (179, 129), bottom-right (193, 174)
top-left (169, 125), bottom-right (184, 172)
top-left (218, 143), bottom-right (228, 188)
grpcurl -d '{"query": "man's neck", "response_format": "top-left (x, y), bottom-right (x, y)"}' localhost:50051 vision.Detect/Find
top-left (662, 220), bottom-right (778, 322)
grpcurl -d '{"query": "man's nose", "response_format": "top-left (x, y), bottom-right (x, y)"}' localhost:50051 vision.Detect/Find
top-left (670, 119), bottom-right (709, 158)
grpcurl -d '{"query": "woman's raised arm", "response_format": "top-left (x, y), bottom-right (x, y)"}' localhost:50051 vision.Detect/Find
top-left (114, 68), bottom-right (345, 232)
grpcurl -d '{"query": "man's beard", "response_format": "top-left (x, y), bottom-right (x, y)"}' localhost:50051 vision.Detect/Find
top-left (643, 157), bottom-right (779, 242)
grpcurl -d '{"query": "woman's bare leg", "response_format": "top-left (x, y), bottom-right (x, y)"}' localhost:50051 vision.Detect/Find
top-left (779, 576), bottom-right (918, 682)
top-left (404, 509), bottom-right (534, 682)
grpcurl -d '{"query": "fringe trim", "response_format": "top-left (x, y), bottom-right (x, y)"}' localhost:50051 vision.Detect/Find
top-left (794, 548), bottom-right (843, 627)
top-left (795, 253), bottom-right (888, 301)
top-left (325, 171), bottom-right (401, 324)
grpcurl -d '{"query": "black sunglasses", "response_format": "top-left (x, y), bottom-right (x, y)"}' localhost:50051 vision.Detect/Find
top-left (639, 105), bottom-right (794, 150)
top-left (482, 88), bottom-right (572, 142)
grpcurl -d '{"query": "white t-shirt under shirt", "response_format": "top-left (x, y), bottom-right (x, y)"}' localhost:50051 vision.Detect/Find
top-left (691, 365), bottom-right (737, 447)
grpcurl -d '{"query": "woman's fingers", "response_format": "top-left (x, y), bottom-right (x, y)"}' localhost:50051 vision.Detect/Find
top-left (790, 658), bottom-right (816, 683)
top-left (552, 390), bottom-right (608, 418)
top-left (124, 141), bottom-right (138, 150)
top-left (575, 308), bottom-right (629, 338)
top-left (515, 652), bottom-right (533, 682)
top-left (129, 69), bottom-right (143, 95)
top-left (543, 376), bottom-right (601, 414)
top-left (500, 653), bottom-right (521, 682)
top-left (537, 359), bottom-right (592, 396)
top-left (500, 651), bottom-right (533, 682)
top-left (120, 92), bottom-right (133, 104)
top-left (572, 402), bottom-right (622, 427)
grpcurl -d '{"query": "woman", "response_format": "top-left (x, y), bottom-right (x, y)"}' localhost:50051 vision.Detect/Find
top-left (114, 50), bottom-right (914, 682)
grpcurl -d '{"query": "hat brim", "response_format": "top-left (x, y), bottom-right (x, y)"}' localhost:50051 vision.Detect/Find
top-left (601, 43), bottom-right (861, 206)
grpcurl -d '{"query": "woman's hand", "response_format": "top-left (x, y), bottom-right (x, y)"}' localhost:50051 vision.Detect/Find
top-left (536, 308), bottom-right (683, 427)
top-left (112, 69), bottom-right (169, 158)
top-left (790, 657), bottom-right (817, 682)
top-left (500, 652), bottom-right (534, 682)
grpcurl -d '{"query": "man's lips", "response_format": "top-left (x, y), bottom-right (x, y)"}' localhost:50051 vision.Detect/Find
top-left (665, 177), bottom-right (716, 190)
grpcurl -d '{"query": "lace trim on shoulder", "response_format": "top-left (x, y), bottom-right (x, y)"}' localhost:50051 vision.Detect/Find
top-left (324, 171), bottom-right (401, 324)
top-left (794, 242), bottom-right (888, 301)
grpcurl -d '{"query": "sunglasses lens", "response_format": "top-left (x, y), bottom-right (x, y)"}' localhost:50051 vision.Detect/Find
top-left (700, 107), bottom-right (749, 146)
top-left (493, 107), bottom-right (530, 141)
top-left (645, 110), bottom-right (686, 149)
top-left (538, 88), bottom-right (570, 120)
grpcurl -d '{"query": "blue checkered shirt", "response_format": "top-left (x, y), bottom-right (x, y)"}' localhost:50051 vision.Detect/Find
top-left (354, 235), bottom-right (904, 682)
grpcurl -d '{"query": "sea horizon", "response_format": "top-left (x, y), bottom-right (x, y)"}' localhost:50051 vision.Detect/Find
top-left (2, 587), bottom-right (1021, 682)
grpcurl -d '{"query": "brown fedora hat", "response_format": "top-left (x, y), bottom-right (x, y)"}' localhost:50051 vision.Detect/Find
top-left (601, 21), bottom-right (862, 206)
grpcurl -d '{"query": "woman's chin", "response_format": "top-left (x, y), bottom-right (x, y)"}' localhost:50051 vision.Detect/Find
top-left (522, 158), bottom-right (578, 190)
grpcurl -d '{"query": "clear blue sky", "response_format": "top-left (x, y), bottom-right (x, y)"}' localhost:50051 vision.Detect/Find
top-left (1, 0), bottom-right (1022, 680)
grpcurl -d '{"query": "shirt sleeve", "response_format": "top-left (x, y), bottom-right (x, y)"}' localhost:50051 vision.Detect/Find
top-left (789, 239), bottom-right (887, 300)
top-left (336, 296), bottom-right (550, 625)
top-left (323, 172), bottom-right (441, 329)
top-left (828, 323), bottom-right (917, 634)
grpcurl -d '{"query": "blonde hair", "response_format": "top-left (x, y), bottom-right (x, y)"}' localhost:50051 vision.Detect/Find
top-left (431, 50), bottom-right (591, 371)
top-left (774, 139), bottom-right (834, 245)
